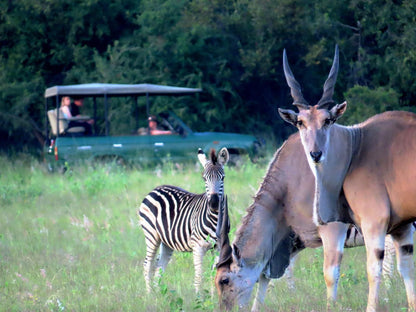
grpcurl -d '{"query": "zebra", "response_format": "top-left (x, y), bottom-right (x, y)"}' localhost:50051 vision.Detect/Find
top-left (138, 147), bottom-right (230, 293)
top-left (381, 222), bottom-right (416, 289)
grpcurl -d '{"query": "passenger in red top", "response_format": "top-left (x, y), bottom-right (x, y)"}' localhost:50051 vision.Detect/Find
top-left (148, 115), bottom-right (173, 135)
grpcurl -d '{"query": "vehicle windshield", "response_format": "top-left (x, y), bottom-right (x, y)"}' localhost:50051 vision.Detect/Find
top-left (159, 112), bottom-right (192, 136)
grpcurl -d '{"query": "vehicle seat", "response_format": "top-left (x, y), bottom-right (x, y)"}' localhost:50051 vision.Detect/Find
top-left (137, 127), bottom-right (148, 135)
top-left (47, 109), bottom-right (85, 136)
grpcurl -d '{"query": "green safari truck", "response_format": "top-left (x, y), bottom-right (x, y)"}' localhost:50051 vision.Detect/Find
top-left (44, 83), bottom-right (264, 171)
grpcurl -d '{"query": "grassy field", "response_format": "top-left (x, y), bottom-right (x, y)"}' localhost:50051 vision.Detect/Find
top-left (0, 155), bottom-right (412, 311)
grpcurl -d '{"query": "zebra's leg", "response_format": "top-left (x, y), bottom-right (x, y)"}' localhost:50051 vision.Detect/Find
top-left (143, 237), bottom-right (161, 293)
top-left (284, 253), bottom-right (299, 290)
top-left (318, 222), bottom-right (349, 309)
top-left (155, 243), bottom-right (174, 282)
top-left (391, 223), bottom-right (416, 310)
top-left (382, 234), bottom-right (395, 289)
top-left (139, 201), bottom-right (162, 293)
top-left (251, 274), bottom-right (270, 312)
top-left (192, 241), bottom-right (210, 293)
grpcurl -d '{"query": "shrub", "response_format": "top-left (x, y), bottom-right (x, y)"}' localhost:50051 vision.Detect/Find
top-left (341, 85), bottom-right (401, 125)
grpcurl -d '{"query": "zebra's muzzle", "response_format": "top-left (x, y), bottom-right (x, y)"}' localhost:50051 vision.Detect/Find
top-left (209, 194), bottom-right (220, 210)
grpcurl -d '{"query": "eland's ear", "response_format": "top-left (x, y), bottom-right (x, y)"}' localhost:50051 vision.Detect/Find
top-left (329, 101), bottom-right (347, 121)
top-left (233, 243), bottom-right (245, 267)
top-left (278, 108), bottom-right (298, 127)
top-left (198, 148), bottom-right (208, 167)
top-left (217, 148), bottom-right (229, 167)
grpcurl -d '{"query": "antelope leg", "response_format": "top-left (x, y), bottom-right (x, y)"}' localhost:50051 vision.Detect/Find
top-left (318, 222), bottom-right (349, 307)
top-left (251, 274), bottom-right (270, 312)
top-left (361, 220), bottom-right (387, 312)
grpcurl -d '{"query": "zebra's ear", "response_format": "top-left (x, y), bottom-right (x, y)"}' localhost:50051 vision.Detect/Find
top-left (198, 148), bottom-right (208, 167)
top-left (218, 148), bottom-right (230, 166)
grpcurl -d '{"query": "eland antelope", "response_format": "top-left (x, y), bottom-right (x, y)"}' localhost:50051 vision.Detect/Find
top-left (138, 148), bottom-right (229, 293)
top-left (215, 134), bottom-right (392, 311)
top-left (279, 45), bottom-right (416, 312)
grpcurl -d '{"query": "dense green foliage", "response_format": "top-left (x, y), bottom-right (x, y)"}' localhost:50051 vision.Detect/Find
top-left (342, 85), bottom-right (403, 125)
top-left (0, 158), bottom-right (412, 311)
top-left (1, 0), bottom-right (416, 155)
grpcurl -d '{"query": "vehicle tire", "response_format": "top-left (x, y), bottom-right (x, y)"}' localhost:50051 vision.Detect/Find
top-left (45, 161), bottom-right (67, 174)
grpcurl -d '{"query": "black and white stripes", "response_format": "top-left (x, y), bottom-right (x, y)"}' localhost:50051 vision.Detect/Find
top-left (138, 148), bottom-right (229, 292)
top-left (140, 186), bottom-right (218, 252)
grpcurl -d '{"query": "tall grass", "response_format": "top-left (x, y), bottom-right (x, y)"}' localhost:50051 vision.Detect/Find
top-left (0, 156), bottom-right (412, 311)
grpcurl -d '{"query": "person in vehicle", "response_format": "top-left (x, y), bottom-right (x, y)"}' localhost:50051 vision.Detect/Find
top-left (148, 115), bottom-right (173, 135)
top-left (67, 97), bottom-right (94, 135)
top-left (60, 96), bottom-right (72, 119)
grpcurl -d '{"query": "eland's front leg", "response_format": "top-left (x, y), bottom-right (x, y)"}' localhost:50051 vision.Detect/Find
top-left (251, 274), bottom-right (270, 312)
top-left (361, 221), bottom-right (387, 312)
top-left (319, 222), bottom-right (349, 309)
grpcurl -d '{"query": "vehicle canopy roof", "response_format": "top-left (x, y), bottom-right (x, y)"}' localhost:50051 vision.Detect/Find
top-left (45, 83), bottom-right (202, 98)
top-left (44, 83), bottom-right (202, 137)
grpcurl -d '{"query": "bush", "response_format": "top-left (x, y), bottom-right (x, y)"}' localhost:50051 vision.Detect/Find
top-left (340, 85), bottom-right (401, 125)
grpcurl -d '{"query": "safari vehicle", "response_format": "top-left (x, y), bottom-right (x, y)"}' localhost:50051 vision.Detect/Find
top-left (44, 83), bottom-right (264, 171)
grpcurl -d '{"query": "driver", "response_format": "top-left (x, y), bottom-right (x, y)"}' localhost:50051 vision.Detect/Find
top-left (148, 115), bottom-right (173, 135)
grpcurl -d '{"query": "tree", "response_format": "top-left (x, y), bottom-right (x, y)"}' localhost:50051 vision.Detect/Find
top-left (341, 85), bottom-right (402, 125)
top-left (0, 0), bottom-right (139, 152)
top-left (1, 0), bottom-right (416, 155)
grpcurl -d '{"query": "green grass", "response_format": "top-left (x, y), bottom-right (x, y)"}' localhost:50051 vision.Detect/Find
top-left (0, 156), bottom-right (413, 311)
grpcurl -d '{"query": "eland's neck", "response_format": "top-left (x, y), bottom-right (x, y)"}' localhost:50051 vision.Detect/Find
top-left (234, 156), bottom-right (290, 266)
top-left (312, 124), bottom-right (361, 225)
